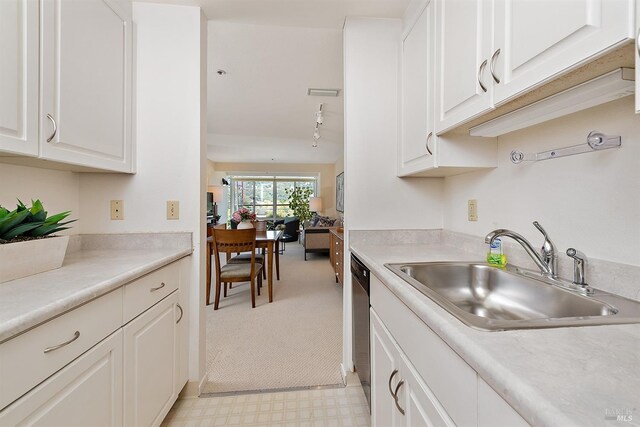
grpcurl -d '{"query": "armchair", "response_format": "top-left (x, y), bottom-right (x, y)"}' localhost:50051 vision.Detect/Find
top-left (274, 217), bottom-right (300, 244)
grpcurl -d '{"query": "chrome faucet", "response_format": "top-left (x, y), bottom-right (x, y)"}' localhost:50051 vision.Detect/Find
top-left (485, 221), bottom-right (558, 277)
top-left (566, 248), bottom-right (588, 286)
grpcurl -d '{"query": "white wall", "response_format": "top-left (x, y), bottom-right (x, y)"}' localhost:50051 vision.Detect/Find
top-left (343, 18), bottom-right (443, 232)
top-left (79, 2), bottom-right (207, 387)
top-left (0, 164), bottom-right (80, 234)
top-left (443, 96), bottom-right (640, 267)
top-left (342, 17), bottom-right (444, 373)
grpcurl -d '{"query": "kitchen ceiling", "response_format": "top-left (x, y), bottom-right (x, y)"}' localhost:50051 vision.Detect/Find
top-left (139, 0), bottom-right (410, 163)
top-left (202, 0), bottom-right (409, 164)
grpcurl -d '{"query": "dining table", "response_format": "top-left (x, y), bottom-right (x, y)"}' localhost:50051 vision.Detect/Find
top-left (207, 229), bottom-right (283, 304)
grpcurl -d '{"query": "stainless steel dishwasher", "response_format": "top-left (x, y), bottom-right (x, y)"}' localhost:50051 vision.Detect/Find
top-left (351, 254), bottom-right (371, 410)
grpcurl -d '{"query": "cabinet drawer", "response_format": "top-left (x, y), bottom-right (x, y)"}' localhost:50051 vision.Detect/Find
top-left (0, 329), bottom-right (123, 426)
top-left (123, 262), bottom-right (179, 323)
top-left (371, 274), bottom-right (478, 426)
top-left (0, 288), bottom-right (123, 410)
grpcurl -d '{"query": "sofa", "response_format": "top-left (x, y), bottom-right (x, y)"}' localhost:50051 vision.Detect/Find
top-left (303, 216), bottom-right (342, 260)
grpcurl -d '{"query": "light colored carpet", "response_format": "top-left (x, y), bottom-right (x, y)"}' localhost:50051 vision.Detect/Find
top-left (204, 242), bottom-right (344, 394)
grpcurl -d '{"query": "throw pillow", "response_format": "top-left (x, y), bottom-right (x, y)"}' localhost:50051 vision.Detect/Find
top-left (317, 216), bottom-right (336, 227)
top-left (311, 213), bottom-right (320, 227)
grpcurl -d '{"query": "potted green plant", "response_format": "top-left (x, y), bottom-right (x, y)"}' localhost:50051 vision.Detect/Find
top-left (285, 187), bottom-right (313, 224)
top-left (0, 199), bottom-right (75, 283)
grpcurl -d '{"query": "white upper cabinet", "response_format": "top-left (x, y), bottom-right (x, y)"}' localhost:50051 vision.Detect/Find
top-left (399, 0), bottom-right (497, 177)
top-left (0, 0), bottom-right (39, 156)
top-left (493, 0), bottom-right (634, 104)
top-left (399, 2), bottom-right (435, 174)
top-left (40, 0), bottom-right (133, 172)
top-left (434, 0), bottom-right (494, 134)
top-left (435, 0), bottom-right (634, 134)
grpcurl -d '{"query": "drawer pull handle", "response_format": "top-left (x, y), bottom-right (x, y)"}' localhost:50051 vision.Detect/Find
top-left (478, 59), bottom-right (488, 93)
top-left (176, 303), bottom-right (184, 324)
top-left (426, 132), bottom-right (433, 155)
top-left (388, 369), bottom-right (399, 398)
top-left (490, 48), bottom-right (501, 84)
top-left (46, 114), bottom-right (57, 143)
top-left (150, 282), bottom-right (166, 292)
top-left (44, 331), bottom-right (80, 354)
top-left (394, 381), bottom-right (405, 415)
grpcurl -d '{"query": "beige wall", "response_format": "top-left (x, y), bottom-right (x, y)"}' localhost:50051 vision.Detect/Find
top-left (212, 161), bottom-right (338, 218)
top-left (0, 164), bottom-right (81, 234)
top-left (443, 96), bottom-right (640, 266)
top-left (334, 154), bottom-right (344, 176)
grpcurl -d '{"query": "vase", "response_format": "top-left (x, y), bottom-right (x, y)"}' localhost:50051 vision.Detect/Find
top-left (237, 220), bottom-right (254, 229)
top-left (0, 235), bottom-right (70, 283)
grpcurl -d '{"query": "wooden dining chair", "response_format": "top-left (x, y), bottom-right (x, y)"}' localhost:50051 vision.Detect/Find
top-left (226, 220), bottom-right (267, 279)
top-left (210, 228), bottom-right (263, 309)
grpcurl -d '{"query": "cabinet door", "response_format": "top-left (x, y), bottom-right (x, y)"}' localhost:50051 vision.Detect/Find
top-left (124, 292), bottom-right (179, 427)
top-left (0, 0), bottom-right (39, 156)
top-left (0, 330), bottom-right (123, 426)
top-left (478, 378), bottom-right (528, 427)
top-left (494, 0), bottom-right (633, 104)
top-left (435, 0), bottom-right (493, 134)
top-left (396, 353), bottom-right (455, 427)
top-left (399, 1), bottom-right (435, 175)
top-left (40, 0), bottom-right (132, 172)
top-left (176, 262), bottom-right (190, 395)
top-left (371, 310), bottom-right (401, 427)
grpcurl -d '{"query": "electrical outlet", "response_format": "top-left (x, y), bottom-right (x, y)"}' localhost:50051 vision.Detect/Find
top-left (167, 201), bottom-right (179, 220)
top-left (110, 200), bottom-right (124, 220)
top-left (468, 199), bottom-right (478, 221)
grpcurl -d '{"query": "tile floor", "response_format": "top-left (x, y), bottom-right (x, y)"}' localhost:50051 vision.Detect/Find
top-left (161, 384), bottom-right (370, 427)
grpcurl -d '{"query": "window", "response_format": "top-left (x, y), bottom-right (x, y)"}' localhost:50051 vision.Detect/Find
top-left (229, 175), bottom-right (317, 221)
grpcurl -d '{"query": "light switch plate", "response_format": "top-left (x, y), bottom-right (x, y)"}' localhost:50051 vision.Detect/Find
top-left (468, 199), bottom-right (478, 221)
top-left (111, 200), bottom-right (124, 220)
top-left (167, 201), bottom-right (179, 220)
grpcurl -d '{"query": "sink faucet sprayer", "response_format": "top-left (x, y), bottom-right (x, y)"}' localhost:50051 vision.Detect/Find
top-left (485, 221), bottom-right (558, 277)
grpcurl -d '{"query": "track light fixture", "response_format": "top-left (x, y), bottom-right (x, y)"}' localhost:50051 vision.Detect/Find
top-left (312, 104), bottom-right (323, 148)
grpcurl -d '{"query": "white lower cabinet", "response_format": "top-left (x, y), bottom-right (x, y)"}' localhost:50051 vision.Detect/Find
top-left (371, 273), bottom-right (528, 427)
top-left (0, 259), bottom-right (188, 427)
top-left (371, 310), bottom-right (453, 427)
top-left (0, 330), bottom-right (123, 427)
top-left (124, 291), bottom-right (179, 427)
top-left (478, 378), bottom-right (528, 427)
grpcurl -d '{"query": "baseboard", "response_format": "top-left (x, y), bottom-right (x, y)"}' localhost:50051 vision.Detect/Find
top-left (340, 363), bottom-right (349, 385)
top-left (178, 374), bottom-right (208, 398)
top-left (198, 372), bottom-right (208, 395)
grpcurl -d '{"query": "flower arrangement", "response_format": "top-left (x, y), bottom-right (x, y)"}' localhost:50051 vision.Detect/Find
top-left (231, 207), bottom-right (256, 223)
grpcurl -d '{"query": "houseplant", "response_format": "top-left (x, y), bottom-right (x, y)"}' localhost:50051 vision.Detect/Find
top-left (0, 199), bottom-right (75, 283)
top-left (285, 187), bottom-right (313, 224)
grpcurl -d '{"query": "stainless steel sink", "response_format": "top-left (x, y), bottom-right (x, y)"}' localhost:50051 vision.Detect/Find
top-left (385, 262), bottom-right (640, 331)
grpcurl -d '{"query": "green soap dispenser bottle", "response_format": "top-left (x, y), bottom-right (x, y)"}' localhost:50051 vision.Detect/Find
top-left (487, 237), bottom-right (507, 267)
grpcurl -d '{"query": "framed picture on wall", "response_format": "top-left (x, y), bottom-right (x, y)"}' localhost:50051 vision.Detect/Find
top-left (336, 172), bottom-right (344, 213)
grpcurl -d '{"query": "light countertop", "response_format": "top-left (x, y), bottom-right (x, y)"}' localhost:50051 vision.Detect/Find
top-left (351, 241), bottom-right (640, 427)
top-left (0, 234), bottom-right (192, 343)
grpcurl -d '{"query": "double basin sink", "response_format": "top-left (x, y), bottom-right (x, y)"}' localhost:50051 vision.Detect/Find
top-left (386, 262), bottom-right (640, 331)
